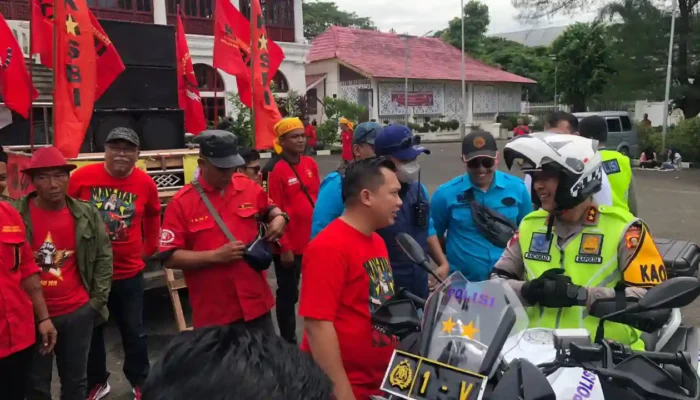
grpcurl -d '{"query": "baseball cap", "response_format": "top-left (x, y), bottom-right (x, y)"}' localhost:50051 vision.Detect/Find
top-left (374, 124), bottom-right (430, 161)
top-left (106, 127), bottom-right (140, 147)
top-left (352, 122), bottom-right (383, 145)
top-left (462, 130), bottom-right (497, 161)
top-left (196, 130), bottom-right (245, 169)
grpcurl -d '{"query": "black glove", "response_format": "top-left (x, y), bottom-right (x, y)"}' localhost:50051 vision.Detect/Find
top-left (521, 268), bottom-right (583, 308)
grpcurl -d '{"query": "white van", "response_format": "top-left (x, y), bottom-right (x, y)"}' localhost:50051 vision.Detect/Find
top-left (573, 111), bottom-right (639, 157)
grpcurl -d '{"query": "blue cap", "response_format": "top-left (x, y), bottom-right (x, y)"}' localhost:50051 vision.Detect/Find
top-left (352, 122), bottom-right (383, 145)
top-left (374, 124), bottom-right (430, 161)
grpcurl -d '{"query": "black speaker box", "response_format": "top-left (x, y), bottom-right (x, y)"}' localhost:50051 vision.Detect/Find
top-left (95, 66), bottom-right (178, 109)
top-left (97, 19), bottom-right (176, 68)
top-left (0, 111), bottom-right (50, 147)
top-left (84, 109), bottom-right (185, 152)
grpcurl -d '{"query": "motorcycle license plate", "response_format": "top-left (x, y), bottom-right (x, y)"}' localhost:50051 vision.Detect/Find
top-left (380, 350), bottom-right (487, 400)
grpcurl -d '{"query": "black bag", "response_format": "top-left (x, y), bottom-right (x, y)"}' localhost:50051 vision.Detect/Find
top-left (192, 180), bottom-right (273, 272)
top-left (464, 189), bottom-right (518, 248)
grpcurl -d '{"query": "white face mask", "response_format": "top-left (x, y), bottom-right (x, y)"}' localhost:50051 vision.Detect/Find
top-left (396, 161), bottom-right (420, 182)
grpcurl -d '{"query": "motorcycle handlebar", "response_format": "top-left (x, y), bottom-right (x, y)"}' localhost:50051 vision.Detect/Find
top-left (567, 342), bottom-right (690, 367)
top-left (399, 289), bottom-right (426, 309)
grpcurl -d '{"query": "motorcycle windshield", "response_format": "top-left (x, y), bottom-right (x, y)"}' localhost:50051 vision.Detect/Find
top-left (421, 272), bottom-right (529, 375)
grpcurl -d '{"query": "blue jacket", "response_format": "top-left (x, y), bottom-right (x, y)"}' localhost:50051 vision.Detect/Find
top-left (311, 172), bottom-right (345, 239)
top-left (431, 171), bottom-right (532, 281)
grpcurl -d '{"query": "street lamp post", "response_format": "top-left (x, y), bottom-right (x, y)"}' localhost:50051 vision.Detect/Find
top-left (662, 0), bottom-right (678, 155)
top-left (550, 55), bottom-right (558, 111)
top-left (400, 30), bottom-right (433, 126)
top-left (460, 0), bottom-right (467, 138)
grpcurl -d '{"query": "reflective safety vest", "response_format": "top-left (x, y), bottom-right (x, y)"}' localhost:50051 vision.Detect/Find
top-left (518, 205), bottom-right (644, 350)
top-left (600, 149), bottom-right (633, 212)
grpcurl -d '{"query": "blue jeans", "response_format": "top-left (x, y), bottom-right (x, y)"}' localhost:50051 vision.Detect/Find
top-left (87, 272), bottom-right (150, 388)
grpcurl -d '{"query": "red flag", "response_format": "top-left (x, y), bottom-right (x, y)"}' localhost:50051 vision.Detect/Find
top-left (213, 0), bottom-right (284, 107)
top-left (0, 13), bottom-right (38, 118)
top-left (54, 0), bottom-right (96, 158)
top-left (176, 13), bottom-right (206, 135)
top-left (32, 0), bottom-right (124, 98)
top-left (250, 0), bottom-right (282, 150)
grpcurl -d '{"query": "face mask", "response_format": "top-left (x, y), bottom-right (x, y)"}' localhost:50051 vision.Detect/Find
top-left (397, 161), bottom-right (420, 182)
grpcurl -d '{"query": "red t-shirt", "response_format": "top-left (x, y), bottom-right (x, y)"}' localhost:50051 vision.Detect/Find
top-left (513, 125), bottom-right (530, 136)
top-left (0, 202), bottom-right (41, 358)
top-left (29, 203), bottom-right (89, 317)
top-left (266, 156), bottom-right (319, 255)
top-left (341, 130), bottom-right (354, 161)
top-left (300, 219), bottom-right (397, 400)
top-left (68, 163), bottom-right (161, 280)
top-left (159, 174), bottom-right (275, 327)
top-left (305, 125), bottom-right (317, 147)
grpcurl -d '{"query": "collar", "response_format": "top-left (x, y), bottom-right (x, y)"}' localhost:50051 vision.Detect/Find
top-left (462, 170), bottom-right (504, 191)
top-left (196, 175), bottom-right (239, 193)
top-left (545, 204), bottom-right (600, 226)
top-left (19, 192), bottom-right (84, 219)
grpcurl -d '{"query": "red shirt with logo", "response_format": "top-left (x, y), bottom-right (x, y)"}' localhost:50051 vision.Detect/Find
top-left (300, 219), bottom-right (397, 400)
top-left (68, 163), bottom-right (161, 280)
top-left (341, 130), bottom-right (354, 161)
top-left (0, 201), bottom-right (41, 358)
top-left (159, 174), bottom-right (275, 328)
top-left (265, 156), bottom-right (319, 255)
top-left (29, 203), bottom-right (89, 317)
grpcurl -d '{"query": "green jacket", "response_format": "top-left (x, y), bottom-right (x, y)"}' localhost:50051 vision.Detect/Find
top-left (16, 194), bottom-right (113, 323)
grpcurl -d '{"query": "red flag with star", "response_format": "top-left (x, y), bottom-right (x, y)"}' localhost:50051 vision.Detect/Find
top-left (0, 13), bottom-right (38, 118)
top-left (32, 0), bottom-right (124, 99)
top-left (54, 0), bottom-right (96, 158)
top-left (212, 0), bottom-right (284, 108)
top-left (250, 0), bottom-right (282, 150)
top-left (176, 12), bottom-right (206, 135)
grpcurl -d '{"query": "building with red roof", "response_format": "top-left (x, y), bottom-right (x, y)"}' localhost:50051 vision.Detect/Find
top-left (305, 26), bottom-right (535, 129)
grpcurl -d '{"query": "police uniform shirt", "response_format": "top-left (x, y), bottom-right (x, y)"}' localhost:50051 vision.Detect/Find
top-left (491, 206), bottom-right (667, 309)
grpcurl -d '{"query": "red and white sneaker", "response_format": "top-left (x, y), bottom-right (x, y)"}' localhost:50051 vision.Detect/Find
top-left (87, 382), bottom-right (110, 400)
top-left (133, 387), bottom-right (142, 400)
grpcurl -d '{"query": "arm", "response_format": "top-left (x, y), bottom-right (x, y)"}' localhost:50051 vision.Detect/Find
top-left (430, 187), bottom-right (449, 239)
top-left (517, 183), bottom-right (534, 224)
top-left (627, 175), bottom-right (639, 217)
top-left (142, 180), bottom-right (162, 257)
top-left (267, 165), bottom-right (286, 213)
top-left (305, 319), bottom-right (355, 400)
top-left (88, 206), bottom-right (113, 312)
top-left (311, 175), bottom-right (345, 238)
top-left (160, 199), bottom-right (221, 271)
top-left (489, 233), bottom-right (529, 305)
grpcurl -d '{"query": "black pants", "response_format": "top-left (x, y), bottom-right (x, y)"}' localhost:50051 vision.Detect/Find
top-left (0, 345), bottom-right (33, 400)
top-left (26, 303), bottom-right (97, 400)
top-left (273, 254), bottom-right (302, 344)
top-left (87, 272), bottom-right (150, 388)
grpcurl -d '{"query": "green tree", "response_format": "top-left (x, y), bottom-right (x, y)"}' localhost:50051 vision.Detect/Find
top-left (303, 1), bottom-right (376, 41)
top-left (435, 0), bottom-right (490, 54)
top-left (550, 22), bottom-right (616, 111)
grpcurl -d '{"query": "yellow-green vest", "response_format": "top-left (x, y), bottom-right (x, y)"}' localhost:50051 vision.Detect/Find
top-left (600, 149), bottom-right (633, 212)
top-left (518, 205), bottom-right (644, 350)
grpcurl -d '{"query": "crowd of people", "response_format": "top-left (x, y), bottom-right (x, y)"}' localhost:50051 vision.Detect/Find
top-left (0, 111), bottom-right (672, 400)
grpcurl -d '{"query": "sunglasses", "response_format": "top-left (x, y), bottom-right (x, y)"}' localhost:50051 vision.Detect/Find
top-left (466, 157), bottom-right (495, 169)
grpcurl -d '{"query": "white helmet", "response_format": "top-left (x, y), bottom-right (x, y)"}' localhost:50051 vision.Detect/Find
top-left (503, 132), bottom-right (603, 211)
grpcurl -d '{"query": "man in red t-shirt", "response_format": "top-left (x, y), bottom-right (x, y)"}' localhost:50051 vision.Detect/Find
top-left (0, 202), bottom-right (56, 400)
top-left (68, 128), bottom-right (161, 400)
top-left (160, 130), bottom-right (288, 332)
top-left (300, 157), bottom-right (403, 400)
top-left (340, 117), bottom-right (354, 165)
top-left (513, 118), bottom-right (530, 137)
top-left (16, 147), bottom-right (113, 400)
top-left (303, 116), bottom-right (317, 155)
top-left (263, 117), bottom-right (320, 344)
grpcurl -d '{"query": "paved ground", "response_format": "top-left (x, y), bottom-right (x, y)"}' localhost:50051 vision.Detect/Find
top-left (53, 141), bottom-right (700, 398)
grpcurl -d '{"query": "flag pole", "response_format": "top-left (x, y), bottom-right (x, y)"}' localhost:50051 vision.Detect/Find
top-left (249, 0), bottom-right (255, 149)
top-left (28, 0), bottom-right (35, 152)
top-left (212, 0), bottom-right (219, 127)
top-left (52, 0), bottom-right (57, 146)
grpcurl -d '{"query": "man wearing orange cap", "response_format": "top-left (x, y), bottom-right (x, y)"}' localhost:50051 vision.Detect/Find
top-left (262, 117), bottom-right (320, 344)
top-left (339, 117), bottom-right (354, 166)
top-left (15, 147), bottom-right (112, 400)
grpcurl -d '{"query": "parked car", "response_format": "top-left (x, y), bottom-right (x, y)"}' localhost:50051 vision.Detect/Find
top-left (573, 111), bottom-right (639, 157)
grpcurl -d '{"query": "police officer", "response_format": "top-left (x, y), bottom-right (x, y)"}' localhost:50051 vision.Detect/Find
top-left (310, 121), bottom-right (382, 238)
top-left (579, 115), bottom-right (638, 215)
top-left (373, 124), bottom-right (448, 299)
top-left (492, 132), bottom-right (667, 350)
top-left (159, 131), bottom-right (289, 333)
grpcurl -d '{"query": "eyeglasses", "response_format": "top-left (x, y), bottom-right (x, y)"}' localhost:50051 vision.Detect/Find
top-left (466, 157), bottom-right (495, 169)
top-left (106, 144), bottom-right (138, 156)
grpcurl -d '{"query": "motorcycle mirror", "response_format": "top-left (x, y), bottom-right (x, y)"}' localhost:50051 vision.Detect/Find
top-left (396, 233), bottom-right (445, 285)
top-left (490, 359), bottom-right (555, 400)
top-left (638, 277), bottom-right (700, 310)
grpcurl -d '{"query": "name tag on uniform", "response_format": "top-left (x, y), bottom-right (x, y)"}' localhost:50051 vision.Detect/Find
top-left (575, 233), bottom-right (603, 264)
top-left (524, 232), bottom-right (552, 262)
top-left (287, 177), bottom-right (298, 185)
top-left (602, 159), bottom-right (621, 175)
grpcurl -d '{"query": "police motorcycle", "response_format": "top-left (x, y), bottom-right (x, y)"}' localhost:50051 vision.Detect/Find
top-left (369, 233), bottom-right (700, 400)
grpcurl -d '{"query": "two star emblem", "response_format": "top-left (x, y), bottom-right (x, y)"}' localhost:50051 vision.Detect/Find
top-left (441, 316), bottom-right (479, 339)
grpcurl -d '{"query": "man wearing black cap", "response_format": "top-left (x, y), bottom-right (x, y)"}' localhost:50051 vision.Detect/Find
top-left (69, 127), bottom-right (161, 400)
top-left (159, 131), bottom-right (289, 335)
top-left (431, 131), bottom-right (532, 282)
top-left (579, 115), bottom-right (638, 215)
